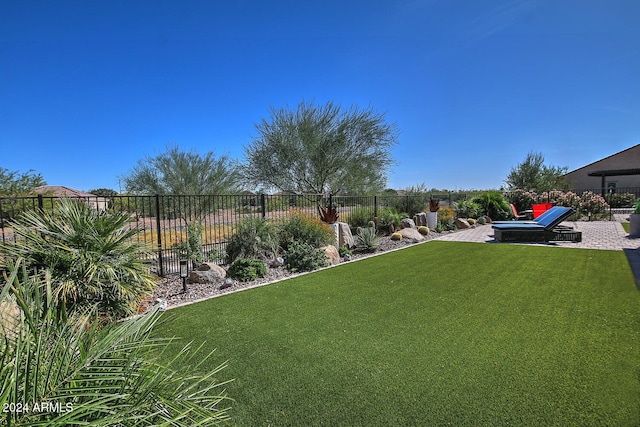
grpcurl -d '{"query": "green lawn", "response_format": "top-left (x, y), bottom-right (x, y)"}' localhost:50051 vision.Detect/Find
top-left (623, 222), bottom-right (630, 233)
top-left (154, 241), bottom-right (640, 426)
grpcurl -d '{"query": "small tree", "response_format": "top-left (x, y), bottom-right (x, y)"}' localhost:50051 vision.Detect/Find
top-left (0, 167), bottom-right (46, 196)
top-left (505, 152), bottom-right (568, 191)
top-left (121, 145), bottom-right (242, 222)
top-left (242, 101), bottom-right (398, 195)
top-left (123, 145), bottom-right (241, 196)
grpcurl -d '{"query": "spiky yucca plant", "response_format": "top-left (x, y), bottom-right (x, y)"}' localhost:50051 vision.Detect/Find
top-left (0, 259), bottom-right (231, 426)
top-left (1, 198), bottom-right (155, 320)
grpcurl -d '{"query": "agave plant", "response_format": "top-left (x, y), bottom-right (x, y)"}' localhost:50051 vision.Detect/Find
top-left (0, 198), bottom-right (155, 321)
top-left (355, 226), bottom-right (380, 253)
top-left (0, 259), bottom-right (231, 426)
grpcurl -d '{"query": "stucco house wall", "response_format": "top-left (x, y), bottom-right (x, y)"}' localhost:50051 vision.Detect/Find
top-left (563, 144), bottom-right (640, 192)
top-left (33, 186), bottom-right (109, 211)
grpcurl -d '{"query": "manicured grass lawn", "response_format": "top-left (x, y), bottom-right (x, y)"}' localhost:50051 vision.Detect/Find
top-left (623, 222), bottom-right (630, 233)
top-left (153, 241), bottom-right (640, 426)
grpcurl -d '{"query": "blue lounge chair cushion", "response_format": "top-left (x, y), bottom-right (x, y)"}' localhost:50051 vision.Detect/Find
top-left (492, 207), bottom-right (574, 231)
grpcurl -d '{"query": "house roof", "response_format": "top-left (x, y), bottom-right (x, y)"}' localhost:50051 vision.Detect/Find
top-left (34, 186), bottom-right (97, 198)
top-left (564, 143), bottom-right (640, 175)
top-left (588, 168), bottom-right (640, 177)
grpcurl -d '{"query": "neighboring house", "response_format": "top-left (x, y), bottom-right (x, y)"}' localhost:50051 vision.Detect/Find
top-left (34, 186), bottom-right (109, 211)
top-left (563, 144), bottom-right (640, 195)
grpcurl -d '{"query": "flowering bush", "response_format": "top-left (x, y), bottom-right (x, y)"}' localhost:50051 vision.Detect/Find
top-left (508, 189), bottom-right (537, 213)
top-left (579, 191), bottom-right (609, 214)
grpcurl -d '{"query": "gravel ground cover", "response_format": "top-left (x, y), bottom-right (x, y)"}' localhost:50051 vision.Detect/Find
top-left (150, 230), bottom-right (454, 309)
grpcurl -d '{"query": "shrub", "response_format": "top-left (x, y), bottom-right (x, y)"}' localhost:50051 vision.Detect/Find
top-left (608, 192), bottom-right (636, 208)
top-left (578, 191), bottom-right (609, 215)
top-left (226, 217), bottom-right (279, 263)
top-left (378, 207), bottom-right (407, 233)
top-left (278, 210), bottom-right (335, 251)
top-left (473, 191), bottom-right (511, 221)
top-left (506, 189), bottom-right (537, 213)
top-left (355, 227), bottom-right (381, 253)
top-left (454, 200), bottom-right (480, 219)
top-left (228, 258), bottom-right (267, 282)
top-left (418, 226), bottom-right (429, 235)
top-left (437, 206), bottom-right (456, 231)
top-left (345, 207), bottom-right (375, 228)
top-left (338, 246), bottom-right (352, 257)
top-left (282, 241), bottom-right (328, 273)
top-left (476, 216), bottom-right (487, 225)
top-left (174, 221), bottom-right (210, 269)
top-left (0, 259), bottom-right (231, 426)
top-left (384, 185), bottom-right (430, 217)
top-left (0, 198), bottom-right (154, 321)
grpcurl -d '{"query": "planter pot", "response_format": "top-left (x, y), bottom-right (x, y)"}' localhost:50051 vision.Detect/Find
top-left (329, 223), bottom-right (340, 247)
top-left (427, 212), bottom-right (438, 231)
top-left (630, 214), bottom-right (640, 237)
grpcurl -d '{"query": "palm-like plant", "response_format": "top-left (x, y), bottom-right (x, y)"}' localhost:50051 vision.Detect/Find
top-left (1, 198), bottom-right (155, 320)
top-left (0, 259), bottom-right (231, 426)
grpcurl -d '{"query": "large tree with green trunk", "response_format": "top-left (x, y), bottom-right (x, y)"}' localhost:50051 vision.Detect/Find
top-left (242, 101), bottom-right (398, 195)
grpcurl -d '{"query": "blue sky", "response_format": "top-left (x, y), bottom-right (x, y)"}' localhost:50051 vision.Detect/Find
top-left (2, 0), bottom-right (639, 193)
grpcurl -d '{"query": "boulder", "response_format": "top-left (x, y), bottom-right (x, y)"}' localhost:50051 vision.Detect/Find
top-left (197, 262), bottom-right (222, 271)
top-left (414, 212), bottom-right (428, 227)
top-left (337, 222), bottom-right (355, 248)
top-left (321, 245), bottom-right (341, 265)
top-left (398, 227), bottom-right (424, 241)
top-left (189, 263), bottom-right (226, 284)
top-left (455, 218), bottom-right (471, 229)
top-left (401, 218), bottom-right (417, 229)
top-left (271, 256), bottom-right (285, 267)
top-left (483, 215), bottom-right (492, 224)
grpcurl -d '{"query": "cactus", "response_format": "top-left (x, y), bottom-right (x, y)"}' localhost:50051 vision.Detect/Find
top-left (467, 218), bottom-right (476, 225)
top-left (390, 232), bottom-right (402, 241)
top-left (418, 226), bottom-right (429, 235)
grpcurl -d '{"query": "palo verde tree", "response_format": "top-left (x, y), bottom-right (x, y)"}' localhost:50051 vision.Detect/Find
top-left (122, 145), bottom-right (241, 196)
top-left (505, 151), bottom-right (569, 191)
top-left (0, 167), bottom-right (46, 196)
top-left (242, 101), bottom-right (399, 196)
top-left (122, 145), bottom-right (241, 218)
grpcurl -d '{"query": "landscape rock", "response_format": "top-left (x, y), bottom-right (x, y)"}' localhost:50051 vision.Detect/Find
top-left (271, 256), bottom-right (285, 267)
top-left (189, 264), bottom-right (226, 284)
top-left (455, 218), bottom-right (471, 229)
top-left (321, 245), bottom-right (341, 265)
top-left (414, 212), bottom-right (428, 227)
top-left (401, 218), bottom-right (417, 229)
top-left (398, 228), bottom-right (424, 241)
top-left (197, 262), bottom-right (223, 272)
top-left (337, 222), bottom-right (355, 248)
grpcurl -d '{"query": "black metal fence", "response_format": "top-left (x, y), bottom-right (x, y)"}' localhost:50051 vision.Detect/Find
top-left (1, 188), bottom-right (637, 276)
top-left (0, 192), bottom-right (468, 276)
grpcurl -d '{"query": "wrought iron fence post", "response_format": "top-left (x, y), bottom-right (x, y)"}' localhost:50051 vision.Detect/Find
top-left (260, 193), bottom-right (266, 218)
top-left (374, 195), bottom-right (378, 219)
top-left (155, 194), bottom-right (164, 277)
top-left (37, 194), bottom-right (44, 213)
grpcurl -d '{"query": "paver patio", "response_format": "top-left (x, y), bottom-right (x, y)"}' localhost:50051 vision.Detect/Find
top-left (434, 218), bottom-right (640, 286)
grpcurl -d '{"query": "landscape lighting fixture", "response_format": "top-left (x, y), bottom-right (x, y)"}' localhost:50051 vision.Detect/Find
top-left (179, 259), bottom-right (188, 293)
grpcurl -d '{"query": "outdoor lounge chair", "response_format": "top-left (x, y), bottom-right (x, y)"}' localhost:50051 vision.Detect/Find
top-left (509, 203), bottom-right (529, 220)
top-left (492, 206), bottom-right (581, 243)
top-left (493, 205), bottom-right (565, 224)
